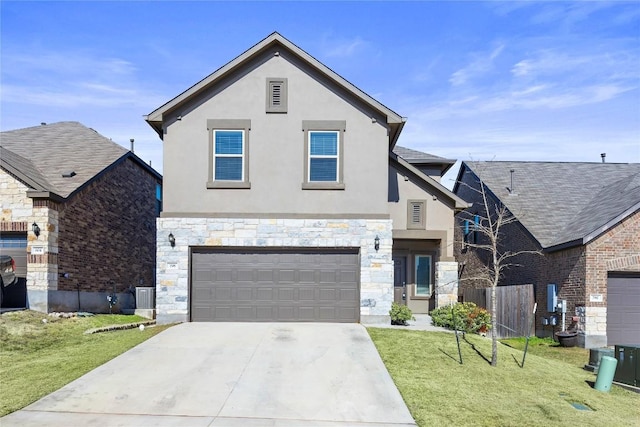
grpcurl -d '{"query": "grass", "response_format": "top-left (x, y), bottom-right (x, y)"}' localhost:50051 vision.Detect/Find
top-left (0, 310), bottom-right (173, 416)
top-left (500, 336), bottom-right (589, 368)
top-left (368, 328), bottom-right (639, 427)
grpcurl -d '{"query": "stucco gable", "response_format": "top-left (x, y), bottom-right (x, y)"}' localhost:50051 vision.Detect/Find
top-left (390, 152), bottom-right (468, 210)
top-left (145, 32), bottom-right (405, 146)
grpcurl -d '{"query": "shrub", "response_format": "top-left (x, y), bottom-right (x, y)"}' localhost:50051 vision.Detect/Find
top-left (430, 302), bottom-right (491, 334)
top-left (389, 302), bottom-right (415, 325)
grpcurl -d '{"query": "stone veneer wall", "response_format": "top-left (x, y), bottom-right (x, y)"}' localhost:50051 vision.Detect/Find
top-left (156, 217), bottom-right (393, 324)
top-left (26, 200), bottom-right (60, 312)
top-left (435, 261), bottom-right (459, 308)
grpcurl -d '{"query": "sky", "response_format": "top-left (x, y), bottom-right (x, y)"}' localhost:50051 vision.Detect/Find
top-left (1, 1), bottom-right (639, 188)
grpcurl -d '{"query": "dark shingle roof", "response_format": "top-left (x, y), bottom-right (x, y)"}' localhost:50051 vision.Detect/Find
top-left (462, 161), bottom-right (640, 249)
top-left (0, 122), bottom-right (129, 198)
top-left (393, 146), bottom-right (455, 165)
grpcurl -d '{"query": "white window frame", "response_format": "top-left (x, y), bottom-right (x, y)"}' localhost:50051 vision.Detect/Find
top-left (213, 129), bottom-right (245, 181)
top-left (307, 130), bottom-right (339, 183)
top-left (207, 119), bottom-right (251, 189)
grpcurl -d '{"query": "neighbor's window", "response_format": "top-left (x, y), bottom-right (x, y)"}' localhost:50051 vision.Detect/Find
top-left (155, 183), bottom-right (162, 216)
top-left (302, 120), bottom-right (345, 190)
top-left (415, 255), bottom-right (432, 296)
top-left (207, 119), bottom-right (251, 189)
top-left (463, 214), bottom-right (480, 246)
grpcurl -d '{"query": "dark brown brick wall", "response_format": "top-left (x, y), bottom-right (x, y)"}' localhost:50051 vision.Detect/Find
top-left (454, 169), bottom-right (543, 291)
top-left (0, 221), bottom-right (28, 232)
top-left (57, 158), bottom-right (160, 294)
top-left (455, 166), bottom-right (640, 339)
top-left (585, 210), bottom-right (640, 303)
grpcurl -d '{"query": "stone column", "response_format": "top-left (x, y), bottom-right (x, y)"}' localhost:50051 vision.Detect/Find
top-left (435, 261), bottom-right (458, 308)
top-left (26, 201), bottom-right (59, 313)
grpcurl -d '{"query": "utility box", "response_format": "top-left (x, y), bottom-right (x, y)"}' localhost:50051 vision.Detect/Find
top-left (585, 347), bottom-right (614, 372)
top-left (613, 345), bottom-right (640, 387)
top-left (136, 287), bottom-right (156, 309)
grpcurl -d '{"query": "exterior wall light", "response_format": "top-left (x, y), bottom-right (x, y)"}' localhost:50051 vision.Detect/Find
top-left (168, 232), bottom-right (176, 247)
top-left (374, 235), bottom-right (380, 251)
top-left (32, 222), bottom-right (41, 237)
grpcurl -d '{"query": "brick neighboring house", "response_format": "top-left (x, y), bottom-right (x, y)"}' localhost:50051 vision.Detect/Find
top-left (454, 161), bottom-right (640, 348)
top-left (0, 122), bottom-right (162, 313)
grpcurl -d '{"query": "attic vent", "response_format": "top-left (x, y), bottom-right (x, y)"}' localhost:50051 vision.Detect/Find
top-left (62, 171), bottom-right (76, 178)
top-left (407, 200), bottom-right (426, 229)
top-left (266, 77), bottom-right (287, 113)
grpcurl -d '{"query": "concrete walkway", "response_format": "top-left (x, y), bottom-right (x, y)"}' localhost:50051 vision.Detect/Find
top-left (2, 323), bottom-right (416, 427)
top-left (368, 314), bottom-right (453, 333)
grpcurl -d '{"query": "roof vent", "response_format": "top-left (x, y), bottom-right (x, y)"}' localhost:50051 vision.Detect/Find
top-left (601, 153), bottom-right (606, 163)
top-left (62, 171), bottom-right (76, 178)
top-left (41, 122), bottom-right (46, 126)
top-left (507, 169), bottom-right (518, 195)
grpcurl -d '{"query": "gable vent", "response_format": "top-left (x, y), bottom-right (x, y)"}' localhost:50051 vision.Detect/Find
top-left (412, 203), bottom-right (422, 223)
top-left (408, 200), bottom-right (426, 229)
top-left (271, 83), bottom-right (282, 106)
top-left (266, 77), bottom-right (288, 113)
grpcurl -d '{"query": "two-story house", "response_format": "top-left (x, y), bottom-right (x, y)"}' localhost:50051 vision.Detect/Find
top-left (146, 33), bottom-right (467, 324)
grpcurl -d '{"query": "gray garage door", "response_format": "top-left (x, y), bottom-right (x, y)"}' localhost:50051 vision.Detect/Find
top-left (607, 273), bottom-right (640, 346)
top-left (191, 249), bottom-right (360, 322)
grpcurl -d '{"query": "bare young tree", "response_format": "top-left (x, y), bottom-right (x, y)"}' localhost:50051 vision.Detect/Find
top-left (458, 173), bottom-right (540, 367)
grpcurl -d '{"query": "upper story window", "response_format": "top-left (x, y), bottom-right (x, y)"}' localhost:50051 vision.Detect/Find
top-left (207, 119), bottom-right (251, 189)
top-left (309, 131), bottom-right (339, 181)
top-left (214, 130), bottom-right (244, 180)
top-left (302, 120), bottom-right (346, 190)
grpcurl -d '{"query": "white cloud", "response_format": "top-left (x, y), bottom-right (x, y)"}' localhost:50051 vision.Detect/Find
top-left (1, 49), bottom-right (164, 110)
top-left (449, 43), bottom-right (505, 86)
top-left (321, 35), bottom-right (367, 58)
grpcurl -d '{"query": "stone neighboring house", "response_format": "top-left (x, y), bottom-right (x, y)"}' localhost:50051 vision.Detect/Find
top-left (145, 32), bottom-right (467, 324)
top-left (0, 121), bottom-right (162, 313)
top-left (454, 161), bottom-right (640, 347)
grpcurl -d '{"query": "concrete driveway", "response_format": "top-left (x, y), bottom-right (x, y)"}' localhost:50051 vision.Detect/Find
top-left (2, 322), bottom-right (416, 426)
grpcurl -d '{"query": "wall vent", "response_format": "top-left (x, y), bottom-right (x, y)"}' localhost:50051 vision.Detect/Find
top-left (266, 77), bottom-right (288, 113)
top-left (407, 200), bottom-right (426, 229)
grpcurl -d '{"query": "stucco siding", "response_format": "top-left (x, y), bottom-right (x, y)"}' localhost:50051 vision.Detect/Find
top-left (162, 49), bottom-right (390, 216)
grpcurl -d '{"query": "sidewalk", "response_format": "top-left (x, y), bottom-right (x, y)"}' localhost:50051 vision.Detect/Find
top-left (368, 314), bottom-right (453, 332)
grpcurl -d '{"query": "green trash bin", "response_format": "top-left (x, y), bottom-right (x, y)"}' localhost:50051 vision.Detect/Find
top-left (594, 356), bottom-right (618, 392)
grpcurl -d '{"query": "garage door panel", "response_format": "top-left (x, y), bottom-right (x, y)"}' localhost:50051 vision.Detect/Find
top-left (299, 270), bottom-right (315, 283)
top-left (191, 249), bottom-right (359, 322)
top-left (607, 275), bottom-right (640, 346)
top-left (213, 287), bottom-right (233, 301)
top-left (299, 288), bottom-right (316, 300)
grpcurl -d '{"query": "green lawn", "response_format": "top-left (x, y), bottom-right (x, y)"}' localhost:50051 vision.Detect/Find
top-left (368, 328), bottom-right (639, 427)
top-left (0, 310), bottom-right (172, 416)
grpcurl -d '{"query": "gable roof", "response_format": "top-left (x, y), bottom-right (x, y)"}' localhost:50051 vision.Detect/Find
top-left (390, 151), bottom-right (469, 210)
top-left (0, 122), bottom-right (161, 200)
top-left (393, 145), bottom-right (456, 175)
top-left (145, 32), bottom-right (406, 146)
top-left (455, 161), bottom-right (640, 251)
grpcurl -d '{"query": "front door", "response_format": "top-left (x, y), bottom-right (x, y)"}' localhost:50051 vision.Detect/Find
top-left (393, 256), bottom-right (407, 305)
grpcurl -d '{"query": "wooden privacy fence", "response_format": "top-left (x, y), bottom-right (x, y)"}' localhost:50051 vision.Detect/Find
top-left (463, 284), bottom-right (535, 338)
